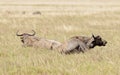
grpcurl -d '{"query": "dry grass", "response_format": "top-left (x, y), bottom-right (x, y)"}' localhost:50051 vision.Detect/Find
top-left (0, 1), bottom-right (120, 75)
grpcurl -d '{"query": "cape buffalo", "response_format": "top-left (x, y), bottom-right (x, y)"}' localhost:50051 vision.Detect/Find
top-left (16, 30), bottom-right (61, 50)
top-left (58, 34), bottom-right (107, 54)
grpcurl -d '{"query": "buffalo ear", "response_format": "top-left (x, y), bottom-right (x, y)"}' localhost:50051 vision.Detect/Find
top-left (92, 34), bottom-right (96, 39)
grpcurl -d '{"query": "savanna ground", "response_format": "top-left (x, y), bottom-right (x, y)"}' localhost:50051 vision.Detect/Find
top-left (0, 0), bottom-right (120, 75)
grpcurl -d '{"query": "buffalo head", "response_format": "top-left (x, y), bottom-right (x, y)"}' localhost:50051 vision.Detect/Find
top-left (16, 30), bottom-right (36, 43)
top-left (89, 34), bottom-right (107, 48)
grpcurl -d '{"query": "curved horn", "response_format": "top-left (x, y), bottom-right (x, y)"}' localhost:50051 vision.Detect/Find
top-left (92, 34), bottom-right (95, 39)
top-left (16, 30), bottom-right (23, 36)
top-left (29, 30), bottom-right (36, 36)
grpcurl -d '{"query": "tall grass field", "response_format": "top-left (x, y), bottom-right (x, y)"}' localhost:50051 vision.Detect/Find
top-left (0, 0), bottom-right (120, 75)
